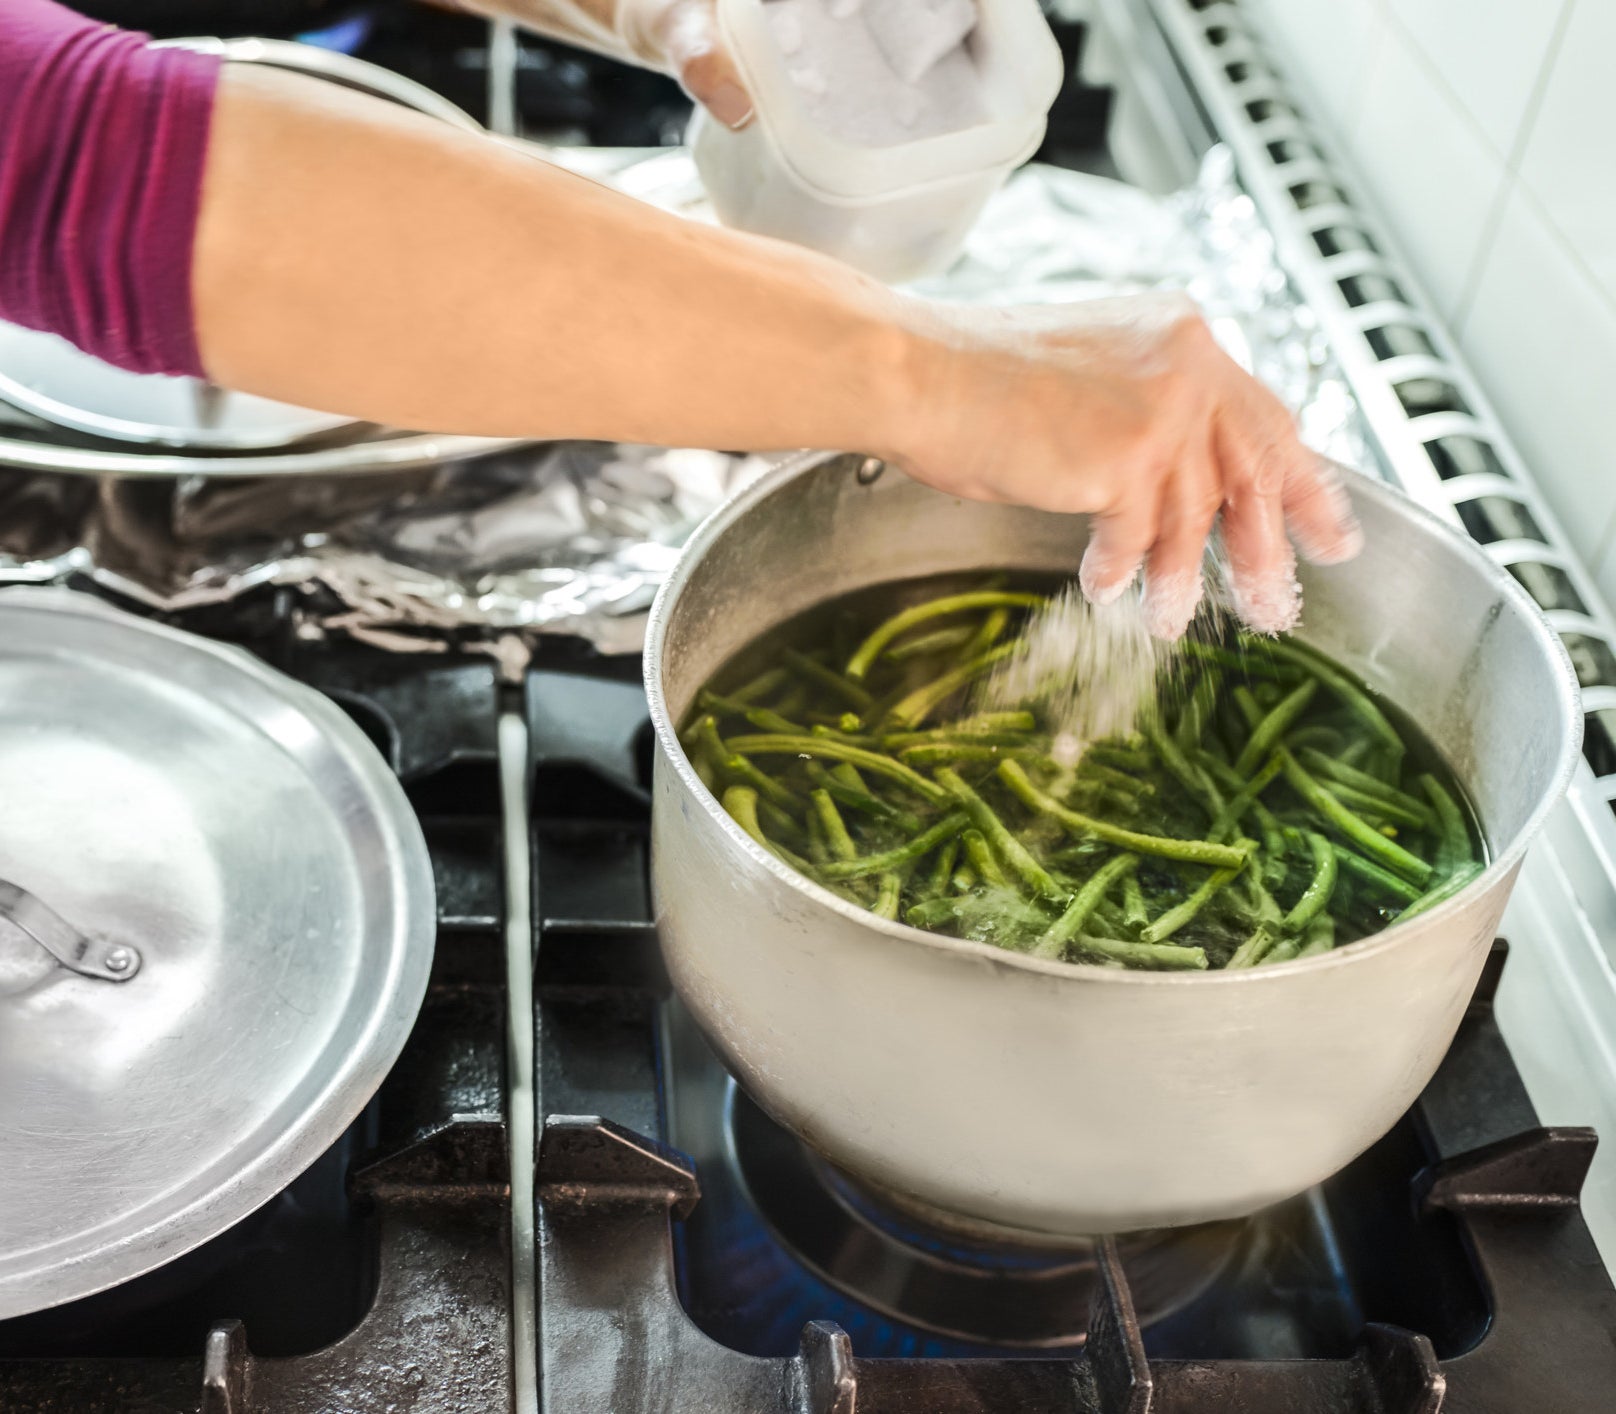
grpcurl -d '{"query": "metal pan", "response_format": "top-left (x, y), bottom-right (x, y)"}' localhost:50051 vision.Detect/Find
top-left (0, 588), bottom-right (435, 1318)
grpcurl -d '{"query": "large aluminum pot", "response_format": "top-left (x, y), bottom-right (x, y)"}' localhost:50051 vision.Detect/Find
top-left (644, 452), bottom-right (1581, 1235)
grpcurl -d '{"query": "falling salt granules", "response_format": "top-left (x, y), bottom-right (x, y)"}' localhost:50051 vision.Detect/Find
top-left (980, 586), bottom-right (1178, 767)
top-left (979, 551), bottom-right (1249, 763)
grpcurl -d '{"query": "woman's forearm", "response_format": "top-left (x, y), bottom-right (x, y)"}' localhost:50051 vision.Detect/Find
top-left (193, 62), bottom-right (915, 455)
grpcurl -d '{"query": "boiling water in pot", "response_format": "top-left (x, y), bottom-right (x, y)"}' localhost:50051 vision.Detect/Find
top-left (678, 571), bottom-right (1484, 971)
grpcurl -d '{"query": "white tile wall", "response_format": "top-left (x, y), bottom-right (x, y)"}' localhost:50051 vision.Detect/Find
top-left (1516, 0), bottom-right (1616, 296)
top-left (1387, 0), bottom-right (1567, 159)
top-left (1348, 33), bottom-right (1500, 320)
top-left (1462, 186), bottom-right (1616, 572)
top-left (1245, 0), bottom-right (1616, 587)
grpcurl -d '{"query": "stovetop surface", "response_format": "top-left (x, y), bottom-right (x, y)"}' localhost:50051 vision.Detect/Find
top-left (0, 590), bottom-right (1613, 1411)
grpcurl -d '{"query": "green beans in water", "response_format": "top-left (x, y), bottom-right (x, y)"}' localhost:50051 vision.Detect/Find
top-left (685, 573), bottom-right (1484, 972)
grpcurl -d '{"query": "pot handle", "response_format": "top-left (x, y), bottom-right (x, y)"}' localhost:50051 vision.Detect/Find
top-left (0, 878), bottom-right (141, 983)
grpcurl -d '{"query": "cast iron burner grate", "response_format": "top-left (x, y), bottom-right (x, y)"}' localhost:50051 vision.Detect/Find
top-left (0, 597), bottom-right (513, 1414)
top-left (525, 662), bottom-right (1616, 1413)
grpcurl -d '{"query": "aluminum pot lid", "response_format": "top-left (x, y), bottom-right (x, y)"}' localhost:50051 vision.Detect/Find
top-left (0, 321), bottom-right (358, 451)
top-left (0, 588), bottom-right (435, 1318)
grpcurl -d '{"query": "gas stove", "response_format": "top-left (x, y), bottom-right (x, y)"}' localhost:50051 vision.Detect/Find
top-left (1, 621), bottom-right (1613, 1412)
top-left (5, 0), bottom-right (1616, 1410)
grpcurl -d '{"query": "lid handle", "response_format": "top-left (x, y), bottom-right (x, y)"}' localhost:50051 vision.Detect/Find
top-left (0, 878), bottom-right (141, 983)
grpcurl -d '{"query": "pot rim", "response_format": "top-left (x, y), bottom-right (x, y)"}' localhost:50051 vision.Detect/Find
top-left (644, 452), bottom-right (1584, 988)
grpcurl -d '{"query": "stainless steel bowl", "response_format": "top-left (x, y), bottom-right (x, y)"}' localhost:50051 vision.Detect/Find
top-left (644, 452), bottom-right (1581, 1236)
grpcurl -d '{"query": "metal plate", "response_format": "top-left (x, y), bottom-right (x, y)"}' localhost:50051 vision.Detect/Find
top-left (0, 589), bottom-right (435, 1318)
top-left (0, 321), bottom-right (358, 451)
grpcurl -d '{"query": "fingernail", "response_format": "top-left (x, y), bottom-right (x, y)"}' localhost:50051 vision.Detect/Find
top-left (1144, 570), bottom-right (1203, 641)
top-left (1233, 561), bottom-right (1303, 636)
top-left (1081, 557), bottom-right (1139, 607)
top-left (705, 82), bottom-right (754, 130)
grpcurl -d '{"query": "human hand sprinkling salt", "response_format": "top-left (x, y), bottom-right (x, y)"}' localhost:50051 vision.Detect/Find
top-left (890, 291), bottom-right (1363, 640)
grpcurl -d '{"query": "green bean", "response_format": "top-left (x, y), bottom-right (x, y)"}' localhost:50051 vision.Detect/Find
top-left (1226, 927), bottom-right (1279, 969)
top-left (1122, 873), bottom-right (1149, 931)
top-left (1332, 845), bottom-right (1422, 904)
top-left (1339, 737), bottom-right (1375, 770)
top-left (1298, 749), bottom-right (1432, 820)
top-left (782, 649), bottom-right (874, 711)
top-left (697, 690), bottom-right (806, 735)
top-left (1034, 854), bottom-right (1139, 959)
top-left (774, 684), bottom-right (810, 719)
top-left (1069, 933), bottom-right (1209, 971)
top-left (882, 728), bottom-right (1036, 750)
top-left (906, 897), bottom-right (962, 929)
top-left (998, 761), bottom-right (1250, 869)
top-left (726, 735), bottom-right (949, 803)
top-left (883, 623), bottom-right (976, 662)
top-left (1283, 832), bottom-right (1339, 931)
top-left (821, 812), bottom-right (970, 880)
top-left (1396, 860), bottom-right (1484, 922)
top-left (722, 786), bottom-right (813, 873)
top-left (1232, 685), bottom-right (1263, 731)
top-left (1209, 754), bottom-right (1284, 842)
top-left (901, 744), bottom-right (1056, 771)
top-left (961, 606), bottom-right (1012, 662)
top-left (1181, 641), bottom-right (1296, 679)
top-left (1295, 914), bottom-right (1336, 958)
top-left (1091, 899), bottom-right (1130, 937)
top-left (724, 754), bottom-right (798, 812)
top-left (845, 591), bottom-right (1045, 680)
top-left (809, 789), bottom-right (858, 863)
top-left (1236, 679), bottom-right (1319, 776)
top-left (1086, 743), bottom-right (1155, 774)
top-left (1175, 668), bottom-right (1223, 751)
top-left (1143, 719), bottom-right (1225, 817)
top-left (730, 666), bottom-right (790, 705)
top-left (1284, 725), bottom-right (1345, 755)
top-left (1073, 759), bottom-right (1154, 800)
top-left (1420, 774), bottom-right (1472, 876)
top-left (805, 808), bottom-right (830, 866)
top-left (689, 714), bottom-right (729, 773)
top-left (810, 723), bottom-right (879, 747)
top-left (804, 763), bottom-right (923, 834)
top-left (927, 837), bottom-right (961, 895)
top-left (1321, 779), bottom-right (1431, 830)
top-left (831, 762), bottom-right (867, 792)
top-left (758, 796), bottom-right (808, 847)
top-left (960, 828), bottom-right (1007, 889)
top-left (1195, 751), bottom-right (1243, 793)
top-left (1140, 863), bottom-right (1244, 943)
top-left (1260, 935), bottom-right (1303, 966)
top-left (885, 642), bottom-right (1020, 728)
top-left (935, 768), bottom-right (1065, 899)
top-left (873, 873), bottom-right (904, 920)
top-left (951, 864), bottom-right (977, 893)
top-left (1252, 638), bottom-right (1403, 755)
top-left (1277, 750), bottom-right (1431, 885)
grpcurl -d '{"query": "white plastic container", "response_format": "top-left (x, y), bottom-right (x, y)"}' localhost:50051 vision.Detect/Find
top-left (690, 0), bottom-right (1065, 283)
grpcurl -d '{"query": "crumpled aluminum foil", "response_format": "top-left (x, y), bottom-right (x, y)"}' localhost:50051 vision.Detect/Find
top-left (0, 145), bottom-right (1370, 662)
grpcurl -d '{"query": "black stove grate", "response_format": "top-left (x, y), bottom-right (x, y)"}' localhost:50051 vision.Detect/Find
top-left (525, 664), bottom-right (1616, 1414)
top-left (0, 605), bottom-right (514, 1414)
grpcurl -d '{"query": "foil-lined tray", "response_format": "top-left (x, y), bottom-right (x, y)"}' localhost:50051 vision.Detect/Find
top-left (0, 147), bottom-right (1372, 661)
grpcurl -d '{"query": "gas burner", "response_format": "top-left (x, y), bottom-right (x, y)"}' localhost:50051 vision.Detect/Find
top-left (728, 1085), bottom-right (1244, 1349)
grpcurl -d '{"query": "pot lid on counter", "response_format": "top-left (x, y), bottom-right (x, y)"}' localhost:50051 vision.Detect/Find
top-left (0, 588), bottom-right (435, 1319)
